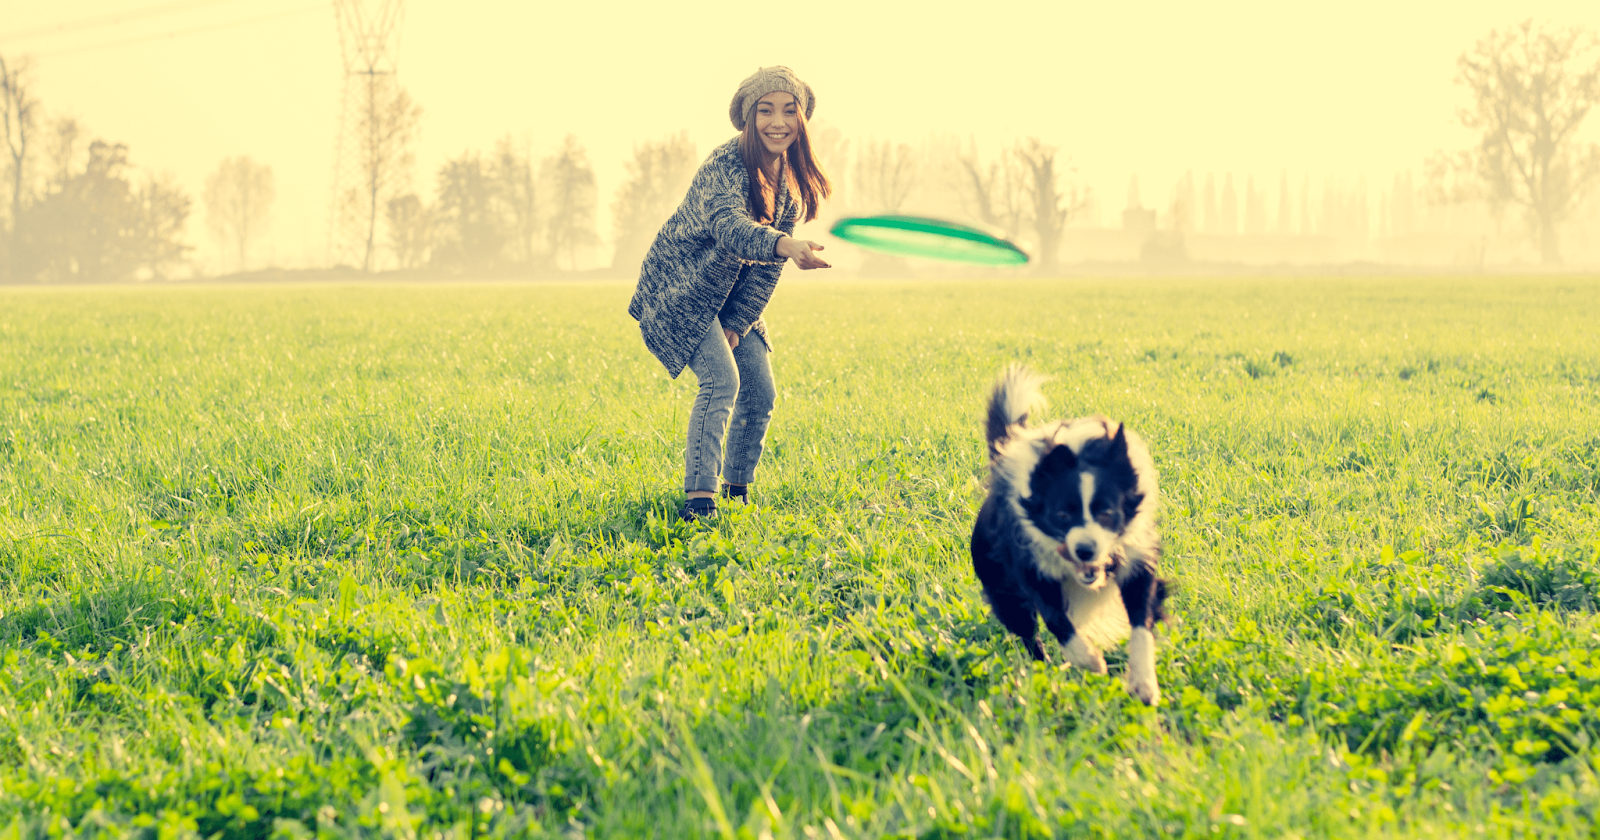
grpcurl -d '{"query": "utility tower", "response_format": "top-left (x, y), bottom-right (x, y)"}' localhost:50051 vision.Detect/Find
top-left (328, 0), bottom-right (406, 271)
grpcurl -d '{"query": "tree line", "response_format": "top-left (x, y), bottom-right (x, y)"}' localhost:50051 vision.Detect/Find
top-left (381, 129), bottom-right (1092, 274)
top-left (0, 56), bottom-right (190, 283)
top-left (349, 130), bottom-right (699, 276)
top-left (386, 19), bottom-right (1598, 270)
top-left (1, 19), bottom-right (1595, 281)
top-left (0, 57), bottom-right (276, 282)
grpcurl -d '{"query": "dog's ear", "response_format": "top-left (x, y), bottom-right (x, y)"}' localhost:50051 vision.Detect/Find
top-left (1109, 423), bottom-right (1129, 460)
top-left (1104, 426), bottom-right (1145, 521)
top-left (1030, 444), bottom-right (1077, 497)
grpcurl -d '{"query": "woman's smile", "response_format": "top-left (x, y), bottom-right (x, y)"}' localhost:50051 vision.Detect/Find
top-left (755, 91), bottom-right (799, 159)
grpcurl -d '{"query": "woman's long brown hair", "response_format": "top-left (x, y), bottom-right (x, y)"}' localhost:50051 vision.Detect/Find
top-left (738, 100), bottom-right (832, 224)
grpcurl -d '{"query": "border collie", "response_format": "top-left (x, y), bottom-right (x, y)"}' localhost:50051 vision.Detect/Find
top-left (970, 365), bottom-right (1169, 705)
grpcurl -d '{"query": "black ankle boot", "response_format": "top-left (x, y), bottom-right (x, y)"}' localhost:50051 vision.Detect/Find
top-left (679, 497), bottom-right (717, 522)
top-left (721, 483), bottom-right (749, 504)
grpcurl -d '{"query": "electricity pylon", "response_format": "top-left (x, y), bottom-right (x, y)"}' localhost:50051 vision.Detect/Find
top-left (328, 0), bottom-right (406, 271)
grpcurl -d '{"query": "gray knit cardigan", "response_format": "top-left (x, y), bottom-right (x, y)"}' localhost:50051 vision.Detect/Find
top-left (628, 137), bottom-right (799, 379)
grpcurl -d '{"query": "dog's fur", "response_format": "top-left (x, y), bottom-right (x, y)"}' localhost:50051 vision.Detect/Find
top-left (970, 365), bottom-right (1169, 704)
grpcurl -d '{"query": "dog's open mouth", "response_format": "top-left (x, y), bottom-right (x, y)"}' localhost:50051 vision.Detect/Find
top-left (1056, 543), bottom-right (1113, 588)
top-left (1063, 558), bottom-right (1110, 588)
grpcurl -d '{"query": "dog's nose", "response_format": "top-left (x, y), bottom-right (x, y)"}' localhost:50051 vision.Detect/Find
top-left (1074, 543), bottom-right (1096, 562)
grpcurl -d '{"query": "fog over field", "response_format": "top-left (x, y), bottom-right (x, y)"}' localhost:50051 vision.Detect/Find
top-left (2, 0), bottom-right (1600, 278)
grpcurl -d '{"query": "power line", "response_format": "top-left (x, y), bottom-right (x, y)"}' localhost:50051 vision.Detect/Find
top-left (34, 4), bottom-right (330, 58)
top-left (0, 0), bottom-right (255, 45)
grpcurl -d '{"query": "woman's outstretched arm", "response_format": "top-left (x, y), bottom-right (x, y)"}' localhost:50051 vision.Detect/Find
top-left (700, 167), bottom-right (787, 262)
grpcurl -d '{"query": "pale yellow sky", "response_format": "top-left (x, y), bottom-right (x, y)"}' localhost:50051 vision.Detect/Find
top-left (5, 0), bottom-right (1599, 270)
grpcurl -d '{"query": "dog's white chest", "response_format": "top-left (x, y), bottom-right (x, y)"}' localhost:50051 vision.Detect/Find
top-left (1062, 578), bottom-right (1131, 647)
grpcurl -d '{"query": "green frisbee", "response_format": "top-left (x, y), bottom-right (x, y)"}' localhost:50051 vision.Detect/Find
top-left (828, 215), bottom-right (1030, 266)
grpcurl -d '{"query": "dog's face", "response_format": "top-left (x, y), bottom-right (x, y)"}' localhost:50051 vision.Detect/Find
top-left (1020, 428), bottom-right (1145, 589)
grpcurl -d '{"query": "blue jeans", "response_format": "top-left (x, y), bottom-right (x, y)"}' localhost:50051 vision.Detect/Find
top-left (683, 317), bottom-right (775, 493)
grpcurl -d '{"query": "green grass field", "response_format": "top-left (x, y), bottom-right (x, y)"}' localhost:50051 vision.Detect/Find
top-left (1, 276), bottom-right (1598, 838)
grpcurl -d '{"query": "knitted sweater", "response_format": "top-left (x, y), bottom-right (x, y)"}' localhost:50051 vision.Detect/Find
top-left (628, 137), bottom-right (799, 378)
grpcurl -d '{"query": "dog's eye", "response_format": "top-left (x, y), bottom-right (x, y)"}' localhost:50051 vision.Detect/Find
top-left (1053, 511), bottom-right (1070, 522)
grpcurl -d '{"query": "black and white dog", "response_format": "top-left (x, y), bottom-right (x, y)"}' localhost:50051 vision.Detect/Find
top-left (970, 365), bottom-right (1169, 705)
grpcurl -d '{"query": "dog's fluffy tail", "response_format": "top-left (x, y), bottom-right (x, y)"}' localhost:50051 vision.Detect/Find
top-left (986, 364), bottom-right (1047, 457)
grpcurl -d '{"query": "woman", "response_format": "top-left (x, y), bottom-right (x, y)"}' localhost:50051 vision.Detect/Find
top-left (627, 66), bottom-right (832, 521)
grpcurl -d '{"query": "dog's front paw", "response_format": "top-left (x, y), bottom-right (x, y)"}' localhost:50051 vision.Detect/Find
top-left (1061, 636), bottom-right (1108, 675)
top-left (1126, 627), bottom-right (1160, 705)
top-left (1126, 674), bottom-right (1161, 706)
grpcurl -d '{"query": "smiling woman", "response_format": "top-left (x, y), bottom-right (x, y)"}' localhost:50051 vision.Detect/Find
top-left (626, 65), bottom-right (834, 522)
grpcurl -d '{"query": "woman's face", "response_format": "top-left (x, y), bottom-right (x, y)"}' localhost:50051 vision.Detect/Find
top-left (754, 91), bottom-right (800, 158)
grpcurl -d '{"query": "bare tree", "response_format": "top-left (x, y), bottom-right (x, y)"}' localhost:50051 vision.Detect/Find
top-left (43, 117), bottom-right (81, 192)
top-left (431, 151), bottom-right (504, 273)
top-left (203, 156), bottom-right (274, 273)
top-left (957, 139), bottom-right (1025, 238)
top-left (340, 77), bottom-right (421, 272)
top-left (541, 135), bottom-right (599, 271)
top-left (403, 137), bottom-right (540, 275)
top-left (1, 54), bottom-right (39, 271)
top-left (1014, 138), bottom-right (1088, 273)
top-left (137, 172), bottom-right (193, 280)
top-left (491, 135), bottom-right (539, 267)
top-left (1448, 20), bottom-right (1600, 264)
top-left (610, 132), bottom-right (696, 270)
top-left (854, 140), bottom-right (917, 214)
top-left (385, 193), bottom-right (430, 269)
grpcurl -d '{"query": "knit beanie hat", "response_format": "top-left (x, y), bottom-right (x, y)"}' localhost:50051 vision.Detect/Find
top-left (729, 66), bottom-right (816, 131)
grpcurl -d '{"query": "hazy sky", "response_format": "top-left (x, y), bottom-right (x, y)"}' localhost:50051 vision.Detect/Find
top-left (5, 0), bottom-right (1599, 271)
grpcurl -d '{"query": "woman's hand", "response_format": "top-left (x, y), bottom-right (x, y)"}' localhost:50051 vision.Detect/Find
top-left (776, 236), bottom-right (830, 270)
top-left (724, 327), bottom-right (739, 349)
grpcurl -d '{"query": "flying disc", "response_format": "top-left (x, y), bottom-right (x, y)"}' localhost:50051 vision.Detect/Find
top-left (829, 215), bottom-right (1030, 266)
